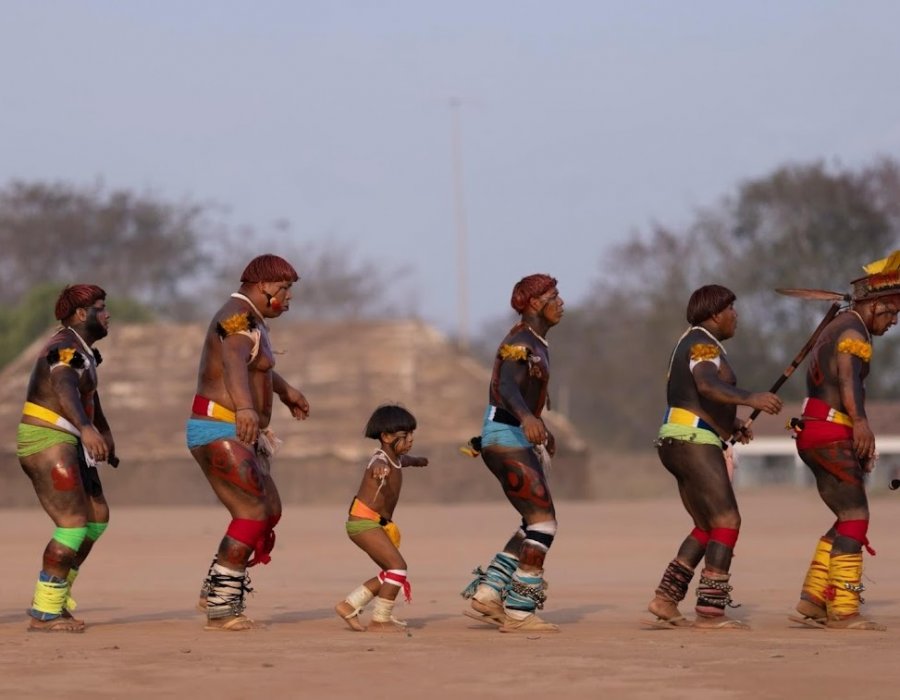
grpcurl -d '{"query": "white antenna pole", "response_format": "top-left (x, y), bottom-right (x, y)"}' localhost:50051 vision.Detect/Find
top-left (450, 96), bottom-right (470, 350)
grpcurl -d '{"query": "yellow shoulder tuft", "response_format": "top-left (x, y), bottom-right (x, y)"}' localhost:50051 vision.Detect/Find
top-left (689, 343), bottom-right (720, 362)
top-left (499, 344), bottom-right (529, 361)
top-left (837, 337), bottom-right (872, 362)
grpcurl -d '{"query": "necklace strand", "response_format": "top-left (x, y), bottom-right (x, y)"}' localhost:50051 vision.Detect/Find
top-left (230, 293), bottom-right (267, 324)
top-left (375, 448), bottom-right (402, 469)
top-left (847, 309), bottom-right (873, 342)
top-left (525, 325), bottom-right (549, 347)
top-left (67, 327), bottom-right (96, 365)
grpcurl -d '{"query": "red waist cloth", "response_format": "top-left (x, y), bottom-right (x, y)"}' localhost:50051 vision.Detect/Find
top-left (795, 397), bottom-right (853, 450)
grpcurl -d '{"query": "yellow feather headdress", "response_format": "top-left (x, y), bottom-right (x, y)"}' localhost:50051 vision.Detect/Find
top-left (853, 250), bottom-right (900, 301)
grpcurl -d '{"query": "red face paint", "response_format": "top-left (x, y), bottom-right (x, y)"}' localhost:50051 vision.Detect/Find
top-left (269, 297), bottom-right (283, 313)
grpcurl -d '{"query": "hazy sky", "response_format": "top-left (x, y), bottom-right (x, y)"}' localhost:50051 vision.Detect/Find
top-left (3, 1), bottom-right (900, 334)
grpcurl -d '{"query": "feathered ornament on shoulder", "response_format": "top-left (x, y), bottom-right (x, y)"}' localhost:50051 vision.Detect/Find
top-left (216, 312), bottom-right (257, 338)
top-left (46, 346), bottom-right (86, 369)
top-left (499, 344), bottom-right (530, 362)
top-left (690, 343), bottom-right (720, 362)
top-left (837, 337), bottom-right (872, 362)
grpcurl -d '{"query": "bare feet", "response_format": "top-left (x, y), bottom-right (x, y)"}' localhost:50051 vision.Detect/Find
top-left (826, 615), bottom-right (886, 631)
top-left (467, 597), bottom-right (505, 624)
top-left (204, 614), bottom-right (264, 631)
top-left (28, 615), bottom-right (85, 633)
top-left (693, 614), bottom-right (749, 630)
top-left (498, 613), bottom-right (559, 633)
top-left (367, 618), bottom-right (407, 633)
top-left (788, 599), bottom-right (826, 628)
top-left (647, 596), bottom-right (689, 626)
top-left (335, 601), bottom-right (366, 632)
top-left (60, 608), bottom-right (86, 627)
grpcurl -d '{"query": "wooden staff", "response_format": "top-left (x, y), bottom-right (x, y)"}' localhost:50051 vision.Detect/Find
top-left (730, 301), bottom-right (842, 443)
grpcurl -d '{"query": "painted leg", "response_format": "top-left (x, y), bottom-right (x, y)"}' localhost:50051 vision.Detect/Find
top-left (27, 572), bottom-right (84, 633)
top-left (368, 597), bottom-right (407, 633)
top-left (825, 553), bottom-right (885, 631)
top-left (499, 568), bottom-right (558, 633)
top-left (647, 559), bottom-right (694, 627)
top-left (61, 567), bottom-right (85, 626)
top-left (335, 584), bottom-right (375, 632)
top-left (789, 537), bottom-right (830, 627)
top-left (461, 552), bottom-right (517, 626)
top-left (204, 563), bottom-right (262, 631)
top-left (197, 555), bottom-right (217, 611)
top-left (693, 569), bottom-right (749, 630)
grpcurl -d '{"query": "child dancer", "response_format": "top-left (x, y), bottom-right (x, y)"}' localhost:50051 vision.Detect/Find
top-left (335, 404), bottom-right (428, 632)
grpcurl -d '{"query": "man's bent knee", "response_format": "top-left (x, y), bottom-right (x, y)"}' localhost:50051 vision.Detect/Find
top-left (518, 519), bottom-right (557, 569)
top-left (709, 512), bottom-right (741, 531)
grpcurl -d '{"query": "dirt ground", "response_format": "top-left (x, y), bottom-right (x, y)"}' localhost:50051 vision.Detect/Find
top-left (2, 488), bottom-right (900, 699)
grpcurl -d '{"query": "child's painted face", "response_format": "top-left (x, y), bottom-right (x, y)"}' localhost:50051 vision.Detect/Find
top-left (385, 430), bottom-right (414, 455)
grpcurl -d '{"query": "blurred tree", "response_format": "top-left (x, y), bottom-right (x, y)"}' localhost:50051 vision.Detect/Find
top-left (552, 225), bottom-right (701, 449)
top-left (0, 282), bottom-right (155, 370)
top-left (701, 159), bottom-right (900, 394)
top-left (0, 181), bottom-right (415, 367)
top-left (0, 283), bottom-right (59, 369)
top-left (198, 228), bottom-right (412, 321)
top-left (0, 181), bottom-right (210, 314)
top-left (548, 158), bottom-right (900, 449)
top-left (0, 180), bottom-right (406, 370)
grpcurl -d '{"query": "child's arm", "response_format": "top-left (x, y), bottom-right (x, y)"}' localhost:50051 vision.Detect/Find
top-left (400, 455), bottom-right (428, 468)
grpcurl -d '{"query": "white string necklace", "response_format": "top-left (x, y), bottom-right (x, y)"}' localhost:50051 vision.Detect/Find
top-left (230, 293), bottom-right (267, 324)
top-left (666, 325), bottom-right (726, 378)
top-left (374, 448), bottom-right (402, 470)
top-left (691, 325), bottom-right (727, 354)
top-left (67, 327), bottom-right (96, 365)
top-left (847, 309), bottom-right (873, 342)
top-left (525, 325), bottom-right (549, 347)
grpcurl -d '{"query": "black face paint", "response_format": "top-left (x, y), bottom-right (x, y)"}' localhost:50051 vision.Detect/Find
top-left (263, 292), bottom-right (274, 307)
top-left (85, 306), bottom-right (108, 339)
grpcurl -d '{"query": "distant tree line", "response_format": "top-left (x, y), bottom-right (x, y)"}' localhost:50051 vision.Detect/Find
top-left (549, 157), bottom-right (900, 449)
top-left (5, 159), bottom-right (900, 453)
top-left (0, 181), bottom-right (402, 368)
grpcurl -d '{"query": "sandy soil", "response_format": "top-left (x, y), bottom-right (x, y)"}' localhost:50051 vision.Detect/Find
top-left (2, 488), bottom-right (900, 700)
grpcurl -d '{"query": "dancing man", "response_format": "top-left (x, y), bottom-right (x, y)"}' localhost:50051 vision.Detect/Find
top-left (462, 274), bottom-right (564, 633)
top-left (187, 254), bottom-right (309, 631)
top-left (648, 284), bottom-right (782, 629)
top-left (790, 254), bottom-right (900, 631)
top-left (18, 284), bottom-right (116, 632)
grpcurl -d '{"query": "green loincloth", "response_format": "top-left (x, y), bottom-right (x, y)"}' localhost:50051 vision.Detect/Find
top-left (17, 423), bottom-right (78, 458)
top-left (346, 519), bottom-right (382, 537)
top-left (657, 422), bottom-right (723, 447)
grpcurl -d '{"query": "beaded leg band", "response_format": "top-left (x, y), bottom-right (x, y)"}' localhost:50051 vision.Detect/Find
top-left (206, 564), bottom-right (254, 620)
top-left (460, 552), bottom-right (518, 600)
top-left (655, 559), bottom-right (694, 603)
top-left (505, 570), bottom-right (548, 614)
top-left (695, 569), bottom-right (738, 616)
